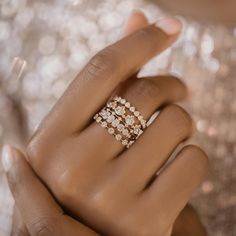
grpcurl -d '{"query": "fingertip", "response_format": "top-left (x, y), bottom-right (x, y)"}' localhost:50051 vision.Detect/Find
top-left (123, 9), bottom-right (149, 36)
top-left (1, 145), bottom-right (15, 172)
top-left (155, 17), bottom-right (182, 36)
top-left (1, 144), bottom-right (27, 177)
top-left (129, 9), bottom-right (148, 24)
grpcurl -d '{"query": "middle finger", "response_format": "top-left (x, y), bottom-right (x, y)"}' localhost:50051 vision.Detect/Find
top-left (31, 18), bottom-right (182, 145)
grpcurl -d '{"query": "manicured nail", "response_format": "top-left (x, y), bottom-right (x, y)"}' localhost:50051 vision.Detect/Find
top-left (155, 17), bottom-right (182, 35)
top-left (130, 9), bottom-right (145, 16)
top-left (1, 145), bottom-right (14, 172)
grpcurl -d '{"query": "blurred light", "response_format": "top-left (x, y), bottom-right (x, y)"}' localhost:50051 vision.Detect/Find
top-left (206, 58), bottom-right (220, 73)
top-left (52, 80), bottom-right (67, 98)
top-left (22, 72), bottom-right (40, 99)
top-left (0, 21), bottom-right (11, 42)
top-left (185, 26), bottom-right (197, 41)
top-left (88, 34), bottom-right (106, 52)
top-left (67, 0), bottom-right (83, 6)
top-left (38, 35), bottom-right (56, 55)
top-left (98, 12), bottom-right (123, 30)
top-left (37, 55), bottom-right (66, 82)
top-left (68, 51), bottom-right (88, 70)
top-left (14, 6), bottom-right (34, 28)
top-left (201, 33), bottom-right (214, 55)
top-left (201, 181), bottom-right (214, 194)
top-left (183, 42), bottom-right (197, 57)
top-left (197, 120), bottom-right (208, 133)
top-left (1, 0), bottom-right (27, 17)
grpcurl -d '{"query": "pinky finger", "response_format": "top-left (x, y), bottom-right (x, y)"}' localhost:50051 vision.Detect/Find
top-left (142, 145), bottom-right (208, 223)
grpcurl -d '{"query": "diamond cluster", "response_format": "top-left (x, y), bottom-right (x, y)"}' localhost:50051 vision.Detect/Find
top-left (94, 96), bottom-right (147, 148)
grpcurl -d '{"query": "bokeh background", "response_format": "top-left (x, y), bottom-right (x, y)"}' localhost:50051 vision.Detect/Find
top-left (0, 0), bottom-right (235, 235)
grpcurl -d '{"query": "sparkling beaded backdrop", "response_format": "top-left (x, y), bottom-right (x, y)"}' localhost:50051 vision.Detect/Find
top-left (0, 0), bottom-right (235, 235)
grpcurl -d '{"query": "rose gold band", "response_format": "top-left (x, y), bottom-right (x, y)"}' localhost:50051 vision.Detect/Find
top-left (94, 96), bottom-right (147, 148)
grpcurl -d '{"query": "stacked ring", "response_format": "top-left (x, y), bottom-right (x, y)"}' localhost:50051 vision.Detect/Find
top-left (94, 96), bottom-right (147, 148)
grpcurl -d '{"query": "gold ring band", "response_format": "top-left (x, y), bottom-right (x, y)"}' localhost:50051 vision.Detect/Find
top-left (94, 96), bottom-right (146, 148)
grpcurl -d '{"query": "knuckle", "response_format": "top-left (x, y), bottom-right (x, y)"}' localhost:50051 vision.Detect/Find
top-left (88, 187), bottom-right (121, 220)
top-left (31, 217), bottom-right (57, 236)
top-left (131, 79), bottom-right (163, 101)
top-left (89, 189), bottom-right (111, 212)
top-left (132, 27), bottom-right (157, 52)
top-left (164, 104), bottom-right (193, 137)
top-left (56, 171), bottom-right (78, 203)
top-left (84, 47), bottom-right (120, 80)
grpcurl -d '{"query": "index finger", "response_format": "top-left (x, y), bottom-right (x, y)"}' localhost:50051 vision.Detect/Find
top-left (33, 17), bottom-right (182, 142)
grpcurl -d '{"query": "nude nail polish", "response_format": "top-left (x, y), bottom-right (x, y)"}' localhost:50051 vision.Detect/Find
top-left (155, 17), bottom-right (182, 35)
top-left (1, 145), bottom-right (13, 172)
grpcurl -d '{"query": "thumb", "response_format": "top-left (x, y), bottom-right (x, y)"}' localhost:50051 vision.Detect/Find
top-left (1, 145), bottom-right (98, 236)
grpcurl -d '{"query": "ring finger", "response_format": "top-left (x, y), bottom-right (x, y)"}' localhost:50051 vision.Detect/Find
top-left (78, 75), bottom-right (187, 161)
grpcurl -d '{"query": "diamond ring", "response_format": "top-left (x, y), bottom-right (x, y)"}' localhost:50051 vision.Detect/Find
top-left (94, 96), bottom-right (147, 148)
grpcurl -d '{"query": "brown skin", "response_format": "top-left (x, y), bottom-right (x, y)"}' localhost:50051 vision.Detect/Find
top-left (10, 12), bottom-right (208, 236)
top-left (151, 0), bottom-right (236, 25)
top-left (6, 147), bottom-right (98, 236)
top-left (6, 147), bottom-right (206, 236)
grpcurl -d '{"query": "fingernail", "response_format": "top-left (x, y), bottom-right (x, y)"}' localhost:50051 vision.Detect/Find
top-left (155, 17), bottom-right (182, 35)
top-left (130, 9), bottom-right (145, 16)
top-left (1, 145), bottom-right (14, 172)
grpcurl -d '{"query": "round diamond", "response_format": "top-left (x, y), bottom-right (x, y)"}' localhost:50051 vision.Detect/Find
top-left (122, 129), bottom-right (129, 136)
top-left (107, 115), bottom-right (115, 123)
top-left (117, 124), bottom-right (124, 131)
top-left (100, 110), bottom-right (106, 116)
top-left (130, 107), bottom-right (135, 112)
top-left (107, 101), bottom-right (115, 108)
top-left (125, 102), bottom-right (130, 108)
top-left (141, 119), bottom-right (146, 127)
top-left (121, 98), bottom-right (126, 104)
top-left (134, 127), bottom-right (140, 135)
top-left (112, 119), bottom-right (119, 127)
top-left (138, 115), bottom-right (143, 121)
top-left (125, 115), bottom-right (135, 126)
top-left (134, 111), bottom-right (140, 117)
top-left (108, 128), bottom-right (114, 134)
top-left (122, 140), bottom-right (128, 146)
top-left (115, 106), bottom-right (125, 116)
top-left (96, 117), bottom-right (102, 122)
top-left (101, 110), bottom-right (110, 119)
top-left (101, 121), bottom-right (107, 128)
top-left (115, 134), bottom-right (122, 141)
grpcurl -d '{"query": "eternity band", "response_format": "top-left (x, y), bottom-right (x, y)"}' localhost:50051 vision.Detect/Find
top-left (94, 96), bottom-right (147, 148)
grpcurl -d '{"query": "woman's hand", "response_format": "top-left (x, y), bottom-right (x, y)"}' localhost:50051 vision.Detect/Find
top-left (2, 146), bottom-right (99, 236)
top-left (1, 146), bottom-right (207, 236)
top-left (10, 10), bottom-right (150, 236)
top-left (18, 14), bottom-right (207, 236)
